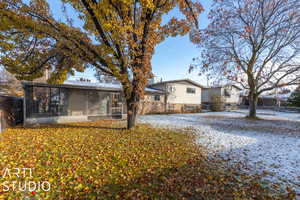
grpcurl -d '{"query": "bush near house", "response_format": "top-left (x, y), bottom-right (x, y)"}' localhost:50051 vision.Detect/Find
top-left (210, 94), bottom-right (225, 112)
top-left (0, 121), bottom-right (295, 199)
top-left (288, 90), bottom-right (300, 107)
top-left (0, 96), bottom-right (23, 131)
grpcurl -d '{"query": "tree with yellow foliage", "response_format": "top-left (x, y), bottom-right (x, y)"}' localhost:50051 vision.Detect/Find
top-left (0, 0), bottom-right (203, 128)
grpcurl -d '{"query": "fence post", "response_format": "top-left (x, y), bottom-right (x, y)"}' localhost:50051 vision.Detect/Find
top-left (0, 110), bottom-right (3, 133)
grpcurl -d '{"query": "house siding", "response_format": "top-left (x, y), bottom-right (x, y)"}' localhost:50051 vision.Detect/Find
top-left (166, 82), bottom-right (202, 104)
top-left (202, 86), bottom-right (241, 110)
top-left (222, 87), bottom-right (241, 104)
top-left (202, 88), bottom-right (221, 103)
top-left (139, 94), bottom-right (166, 114)
top-left (149, 80), bottom-right (202, 113)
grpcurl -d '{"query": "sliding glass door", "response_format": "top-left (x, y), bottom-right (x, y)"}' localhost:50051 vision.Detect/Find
top-left (111, 93), bottom-right (123, 117)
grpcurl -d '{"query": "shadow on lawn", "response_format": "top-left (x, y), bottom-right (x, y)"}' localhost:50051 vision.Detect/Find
top-left (5, 120), bottom-right (296, 199)
top-left (22, 122), bottom-right (126, 131)
top-left (61, 157), bottom-right (291, 200)
top-left (200, 116), bottom-right (300, 136)
top-left (196, 116), bottom-right (300, 197)
top-left (54, 124), bottom-right (126, 130)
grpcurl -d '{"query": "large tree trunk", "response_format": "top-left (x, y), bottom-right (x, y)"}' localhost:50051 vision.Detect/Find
top-left (122, 76), bottom-right (144, 129)
top-left (247, 73), bottom-right (258, 118)
top-left (248, 93), bottom-right (258, 118)
top-left (126, 98), bottom-right (139, 129)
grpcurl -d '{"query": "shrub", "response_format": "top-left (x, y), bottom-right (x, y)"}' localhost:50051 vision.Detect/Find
top-left (210, 94), bottom-right (225, 111)
top-left (288, 90), bottom-right (300, 107)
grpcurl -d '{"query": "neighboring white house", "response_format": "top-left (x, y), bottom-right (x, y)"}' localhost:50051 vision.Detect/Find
top-left (202, 85), bottom-right (242, 106)
top-left (149, 79), bottom-right (204, 112)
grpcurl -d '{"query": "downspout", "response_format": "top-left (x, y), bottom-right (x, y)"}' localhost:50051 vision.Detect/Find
top-left (164, 83), bottom-right (168, 112)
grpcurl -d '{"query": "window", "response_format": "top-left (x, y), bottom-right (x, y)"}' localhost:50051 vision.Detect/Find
top-left (185, 105), bottom-right (198, 111)
top-left (49, 88), bottom-right (60, 115)
top-left (168, 104), bottom-right (175, 111)
top-left (168, 86), bottom-right (176, 93)
top-left (65, 89), bottom-right (87, 116)
top-left (88, 91), bottom-right (110, 115)
top-left (224, 89), bottom-right (231, 97)
top-left (28, 86), bottom-right (67, 117)
top-left (186, 87), bottom-right (196, 94)
top-left (111, 93), bottom-right (124, 116)
top-left (26, 86), bottom-right (85, 117)
top-left (32, 86), bottom-right (50, 116)
top-left (59, 88), bottom-right (69, 115)
top-left (154, 95), bottom-right (160, 101)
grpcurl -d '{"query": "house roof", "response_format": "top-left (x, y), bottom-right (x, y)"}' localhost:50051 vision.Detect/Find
top-left (0, 81), bottom-right (9, 85)
top-left (22, 80), bottom-right (166, 94)
top-left (260, 92), bottom-right (292, 100)
top-left (148, 79), bottom-right (205, 88)
top-left (0, 95), bottom-right (23, 100)
top-left (203, 84), bottom-right (242, 91)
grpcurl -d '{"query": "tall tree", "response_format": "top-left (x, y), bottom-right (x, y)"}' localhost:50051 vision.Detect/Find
top-left (288, 86), bottom-right (300, 107)
top-left (0, 0), bottom-right (203, 129)
top-left (191, 0), bottom-right (300, 118)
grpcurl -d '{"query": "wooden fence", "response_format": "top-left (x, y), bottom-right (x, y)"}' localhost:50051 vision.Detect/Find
top-left (239, 105), bottom-right (300, 112)
top-left (0, 110), bottom-right (4, 132)
top-left (0, 96), bottom-right (23, 132)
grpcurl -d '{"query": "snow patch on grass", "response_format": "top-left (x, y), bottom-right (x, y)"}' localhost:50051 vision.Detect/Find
top-left (138, 110), bottom-right (300, 195)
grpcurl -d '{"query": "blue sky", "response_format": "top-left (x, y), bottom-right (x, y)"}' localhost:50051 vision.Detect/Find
top-left (151, 1), bottom-right (212, 85)
top-left (48, 0), bottom-right (212, 85)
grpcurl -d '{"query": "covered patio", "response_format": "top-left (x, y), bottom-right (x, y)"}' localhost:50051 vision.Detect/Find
top-left (23, 81), bottom-right (126, 125)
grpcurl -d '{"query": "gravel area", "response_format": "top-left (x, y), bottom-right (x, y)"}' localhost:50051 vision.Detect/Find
top-left (138, 110), bottom-right (300, 195)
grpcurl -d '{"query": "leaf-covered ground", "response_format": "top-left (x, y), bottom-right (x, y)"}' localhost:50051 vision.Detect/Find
top-left (139, 110), bottom-right (300, 197)
top-left (0, 121), bottom-right (295, 199)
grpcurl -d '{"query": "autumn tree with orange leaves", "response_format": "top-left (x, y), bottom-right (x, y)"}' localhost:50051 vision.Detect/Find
top-left (191, 0), bottom-right (300, 118)
top-left (0, 0), bottom-right (203, 128)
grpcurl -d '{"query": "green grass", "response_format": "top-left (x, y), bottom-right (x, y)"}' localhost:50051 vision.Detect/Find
top-left (0, 121), bottom-right (295, 199)
top-left (245, 115), bottom-right (263, 120)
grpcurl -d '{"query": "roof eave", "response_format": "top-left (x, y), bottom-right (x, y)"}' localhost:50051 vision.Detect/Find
top-left (149, 79), bottom-right (204, 88)
top-left (21, 81), bottom-right (122, 92)
top-left (22, 81), bottom-right (167, 94)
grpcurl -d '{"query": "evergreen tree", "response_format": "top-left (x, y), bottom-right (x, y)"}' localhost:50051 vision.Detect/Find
top-left (288, 88), bottom-right (300, 107)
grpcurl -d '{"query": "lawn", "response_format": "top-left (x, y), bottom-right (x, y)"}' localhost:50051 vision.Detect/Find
top-left (139, 110), bottom-right (300, 196)
top-left (0, 120), bottom-right (295, 199)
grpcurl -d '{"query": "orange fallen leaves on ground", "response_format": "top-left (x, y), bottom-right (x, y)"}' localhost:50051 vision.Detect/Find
top-left (0, 121), bottom-right (295, 199)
